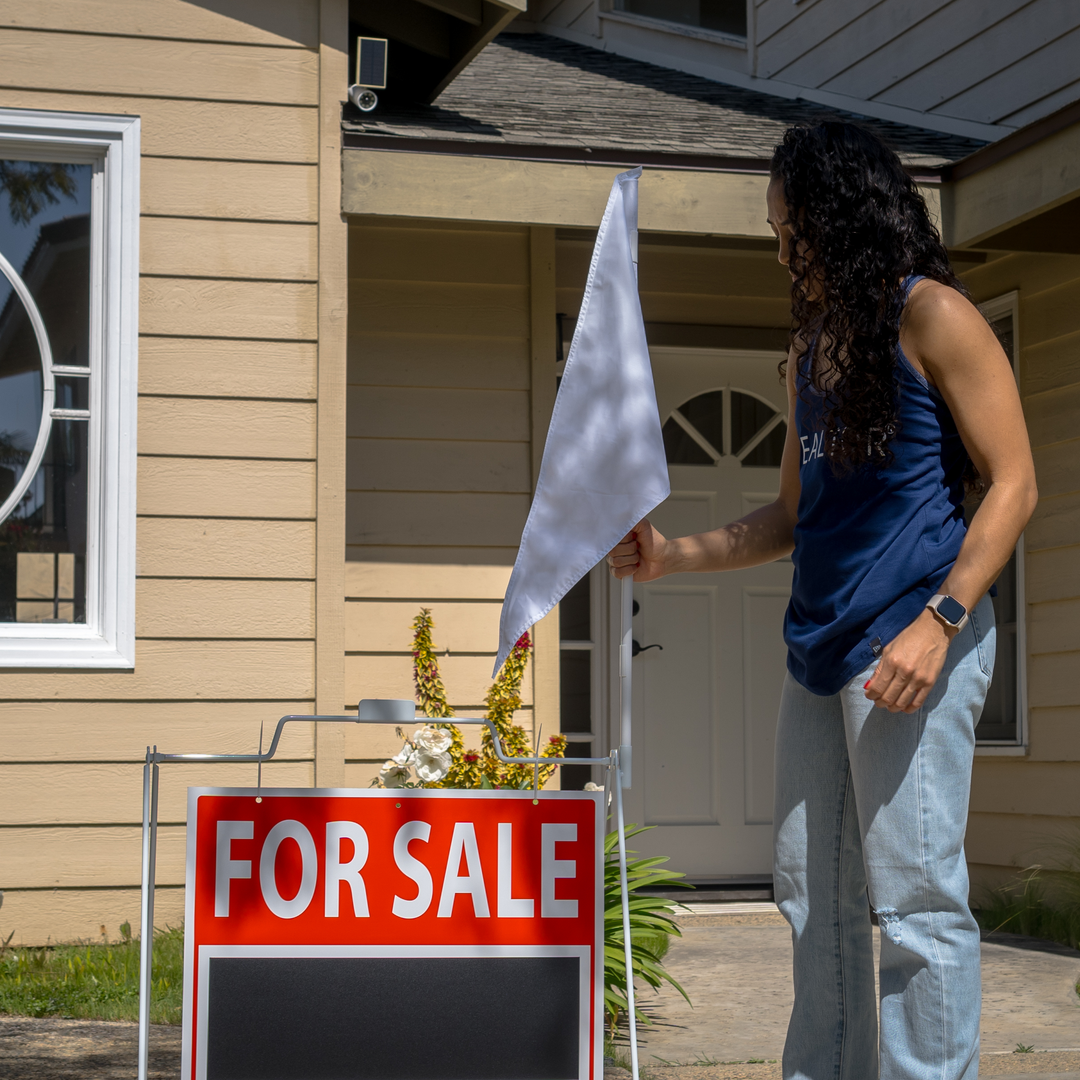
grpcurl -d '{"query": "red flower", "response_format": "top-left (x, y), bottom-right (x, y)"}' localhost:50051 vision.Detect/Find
top-left (464, 753), bottom-right (479, 763)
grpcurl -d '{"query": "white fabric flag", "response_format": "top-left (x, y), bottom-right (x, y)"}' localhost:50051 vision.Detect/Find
top-left (494, 167), bottom-right (670, 675)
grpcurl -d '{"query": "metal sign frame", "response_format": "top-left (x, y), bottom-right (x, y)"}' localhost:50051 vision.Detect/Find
top-left (138, 685), bottom-right (643, 1080)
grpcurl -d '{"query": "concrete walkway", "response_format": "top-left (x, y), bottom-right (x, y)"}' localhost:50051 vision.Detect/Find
top-left (1, 906), bottom-right (1077, 1079)
top-left (612, 904), bottom-right (1080, 1080)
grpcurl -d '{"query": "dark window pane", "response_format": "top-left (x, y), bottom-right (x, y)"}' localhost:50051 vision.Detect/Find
top-left (679, 391), bottom-right (724, 456)
top-left (55, 375), bottom-right (89, 411)
top-left (974, 549), bottom-right (1018, 742)
top-left (992, 312), bottom-right (1014, 365)
top-left (1, 420), bottom-right (88, 623)
top-left (0, 162), bottom-right (92, 370)
top-left (560, 745), bottom-right (595, 792)
top-left (559, 650), bottom-right (591, 734)
top-left (663, 416), bottom-right (712, 465)
top-left (731, 391), bottom-right (776, 456)
top-left (974, 623), bottom-right (1017, 742)
top-left (559, 575), bottom-right (591, 640)
top-left (742, 420), bottom-right (786, 468)
top-left (615, 0), bottom-right (746, 36)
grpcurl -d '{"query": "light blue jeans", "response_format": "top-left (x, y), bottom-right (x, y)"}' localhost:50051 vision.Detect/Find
top-left (774, 594), bottom-right (995, 1080)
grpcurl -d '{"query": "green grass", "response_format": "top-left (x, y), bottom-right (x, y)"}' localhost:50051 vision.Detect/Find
top-left (974, 826), bottom-right (1080, 960)
top-left (0, 925), bottom-right (183, 1025)
top-left (975, 870), bottom-right (1080, 953)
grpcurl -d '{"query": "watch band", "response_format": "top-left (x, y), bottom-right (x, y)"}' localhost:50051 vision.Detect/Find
top-left (927, 593), bottom-right (969, 632)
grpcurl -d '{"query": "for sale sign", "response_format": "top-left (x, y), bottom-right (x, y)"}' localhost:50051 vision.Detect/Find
top-left (182, 788), bottom-right (604, 1080)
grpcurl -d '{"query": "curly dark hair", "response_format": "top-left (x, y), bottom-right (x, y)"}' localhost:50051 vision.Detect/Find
top-left (771, 122), bottom-right (967, 472)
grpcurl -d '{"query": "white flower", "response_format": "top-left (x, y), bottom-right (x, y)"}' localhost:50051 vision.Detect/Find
top-left (584, 782), bottom-right (604, 792)
top-left (412, 725), bottom-right (452, 754)
top-left (379, 760), bottom-right (412, 788)
top-left (414, 748), bottom-right (452, 784)
top-left (391, 743), bottom-right (415, 767)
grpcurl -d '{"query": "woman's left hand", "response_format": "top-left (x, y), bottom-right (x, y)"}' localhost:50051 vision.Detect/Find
top-left (863, 608), bottom-right (956, 714)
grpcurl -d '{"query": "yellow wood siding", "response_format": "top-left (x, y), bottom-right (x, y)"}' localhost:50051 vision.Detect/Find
top-left (343, 220), bottom-right (554, 775)
top-left (963, 251), bottom-right (1080, 892)
top-left (0, 0), bottom-right (331, 945)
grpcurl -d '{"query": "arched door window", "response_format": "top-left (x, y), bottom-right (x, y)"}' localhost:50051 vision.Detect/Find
top-left (662, 388), bottom-right (786, 467)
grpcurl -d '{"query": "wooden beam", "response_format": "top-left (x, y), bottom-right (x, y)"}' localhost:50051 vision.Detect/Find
top-left (316, 0), bottom-right (350, 782)
top-left (944, 119), bottom-right (1080, 248)
top-left (344, 150), bottom-right (775, 236)
top-left (529, 226), bottom-right (560, 780)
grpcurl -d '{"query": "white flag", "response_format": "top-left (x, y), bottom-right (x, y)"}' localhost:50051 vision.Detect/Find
top-left (494, 167), bottom-right (670, 675)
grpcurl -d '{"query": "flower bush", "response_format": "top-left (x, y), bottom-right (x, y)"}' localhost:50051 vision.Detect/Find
top-left (372, 608), bottom-right (567, 790)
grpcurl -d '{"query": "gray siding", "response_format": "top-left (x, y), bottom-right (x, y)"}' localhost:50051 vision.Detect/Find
top-left (756, 0), bottom-right (1080, 129)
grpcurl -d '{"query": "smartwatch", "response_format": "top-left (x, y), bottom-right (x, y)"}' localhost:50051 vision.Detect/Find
top-left (926, 593), bottom-right (968, 632)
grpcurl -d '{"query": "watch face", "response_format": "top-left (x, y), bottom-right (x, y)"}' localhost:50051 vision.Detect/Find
top-left (937, 595), bottom-right (966, 625)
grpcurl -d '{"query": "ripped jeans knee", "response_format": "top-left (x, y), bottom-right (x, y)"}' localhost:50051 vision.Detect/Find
top-left (875, 906), bottom-right (903, 946)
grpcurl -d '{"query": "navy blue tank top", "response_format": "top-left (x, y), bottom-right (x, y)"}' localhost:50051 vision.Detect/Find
top-left (784, 276), bottom-right (969, 695)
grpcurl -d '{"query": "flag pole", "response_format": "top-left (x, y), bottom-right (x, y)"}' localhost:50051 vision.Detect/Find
top-left (613, 748), bottom-right (640, 1080)
top-left (619, 574), bottom-right (633, 788)
top-left (619, 190), bottom-right (639, 793)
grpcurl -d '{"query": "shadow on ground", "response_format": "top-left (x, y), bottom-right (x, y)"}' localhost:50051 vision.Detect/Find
top-left (0, 1016), bottom-right (181, 1079)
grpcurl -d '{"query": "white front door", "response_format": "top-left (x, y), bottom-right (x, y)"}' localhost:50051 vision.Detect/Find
top-left (625, 348), bottom-right (793, 879)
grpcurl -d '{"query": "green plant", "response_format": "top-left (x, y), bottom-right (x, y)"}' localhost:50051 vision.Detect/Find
top-left (0, 924), bottom-right (183, 1024)
top-left (976, 861), bottom-right (1080, 952)
top-left (374, 609), bottom-right (567, 790)
top-left (1015, 1043), bottom-right (1034, 1054)
top-left (604, 822), bottom-right (691, 1035)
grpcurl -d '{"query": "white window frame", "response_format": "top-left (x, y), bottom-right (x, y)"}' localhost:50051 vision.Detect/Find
top-left (0, 108), bottom-right (139, 668)
top-left (975, 290), bottom-right (1027, 753)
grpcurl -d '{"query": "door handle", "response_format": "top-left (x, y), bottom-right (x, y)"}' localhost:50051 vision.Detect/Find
top-left (632, 639), bottom-right (663, 657)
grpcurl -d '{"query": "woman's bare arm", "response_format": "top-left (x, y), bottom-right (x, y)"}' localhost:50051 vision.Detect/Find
top-left (608, 351), bottom-right (802, 582)
top-left (865, 282), bottom-right (1038, 713)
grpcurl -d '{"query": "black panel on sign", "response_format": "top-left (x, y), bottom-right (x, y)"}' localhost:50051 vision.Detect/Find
top-left (205, 956), bottom-right (581, 1080)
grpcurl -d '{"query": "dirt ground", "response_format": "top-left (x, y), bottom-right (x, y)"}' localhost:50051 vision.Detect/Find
top-left (0, 1015), bottom-right (181, 1079)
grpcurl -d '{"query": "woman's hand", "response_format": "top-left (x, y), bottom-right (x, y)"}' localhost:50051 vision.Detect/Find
top-left (863, 608), bottom-right (956, 713)
top-left (606, 519), bottom-right (669, 582)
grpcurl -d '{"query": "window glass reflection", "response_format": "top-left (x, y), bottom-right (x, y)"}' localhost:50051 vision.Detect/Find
top-left (0, 159), bottom-right (91, 623)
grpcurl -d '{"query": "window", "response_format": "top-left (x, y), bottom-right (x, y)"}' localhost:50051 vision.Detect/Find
top-left (0, 109), bottom-right (139, 667)
top-left (613, 0), bottom-right (747, 38)
top-left (559, 570), bottom-right (605, 789)
top-left (663, 387), bottom-right (786, 467)
top-left (972, 293), bottom-right (1025, 747)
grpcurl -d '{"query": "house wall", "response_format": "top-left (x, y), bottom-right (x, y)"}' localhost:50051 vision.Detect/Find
top-left (752, 0), bottom-right (1080, 130)
top-left (0, 0), bottom-right (347, 945)
top-left (963, 251), bottom-right (1080, 892)
top-left (521, 1), bottom-right (1080, 139)
top-left (343, 218), bottom-right (559, 782)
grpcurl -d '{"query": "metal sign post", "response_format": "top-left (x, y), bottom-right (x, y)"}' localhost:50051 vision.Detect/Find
top-left (137, 701), bottom-right (640, 1080)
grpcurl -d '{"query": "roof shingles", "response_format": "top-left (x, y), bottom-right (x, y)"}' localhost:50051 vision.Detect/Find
top-left (343, 33), bottom-right (984, 168)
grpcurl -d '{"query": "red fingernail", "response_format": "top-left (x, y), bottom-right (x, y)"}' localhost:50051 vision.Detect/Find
top-left (863, 680), bottom-right (871, 689)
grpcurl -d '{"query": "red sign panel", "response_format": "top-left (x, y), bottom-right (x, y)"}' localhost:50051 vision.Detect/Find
top-left (182, 788), bottom-right (604, 1080)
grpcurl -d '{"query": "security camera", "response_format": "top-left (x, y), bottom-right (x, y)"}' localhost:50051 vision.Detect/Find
top-left (349, 85), bottom-right (378, 112)
top-left (350, 36), bottom-right (387, 113)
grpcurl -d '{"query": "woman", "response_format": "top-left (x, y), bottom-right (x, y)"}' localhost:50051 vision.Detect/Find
top-left (607, 122), bottom-right (1037, 1080)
